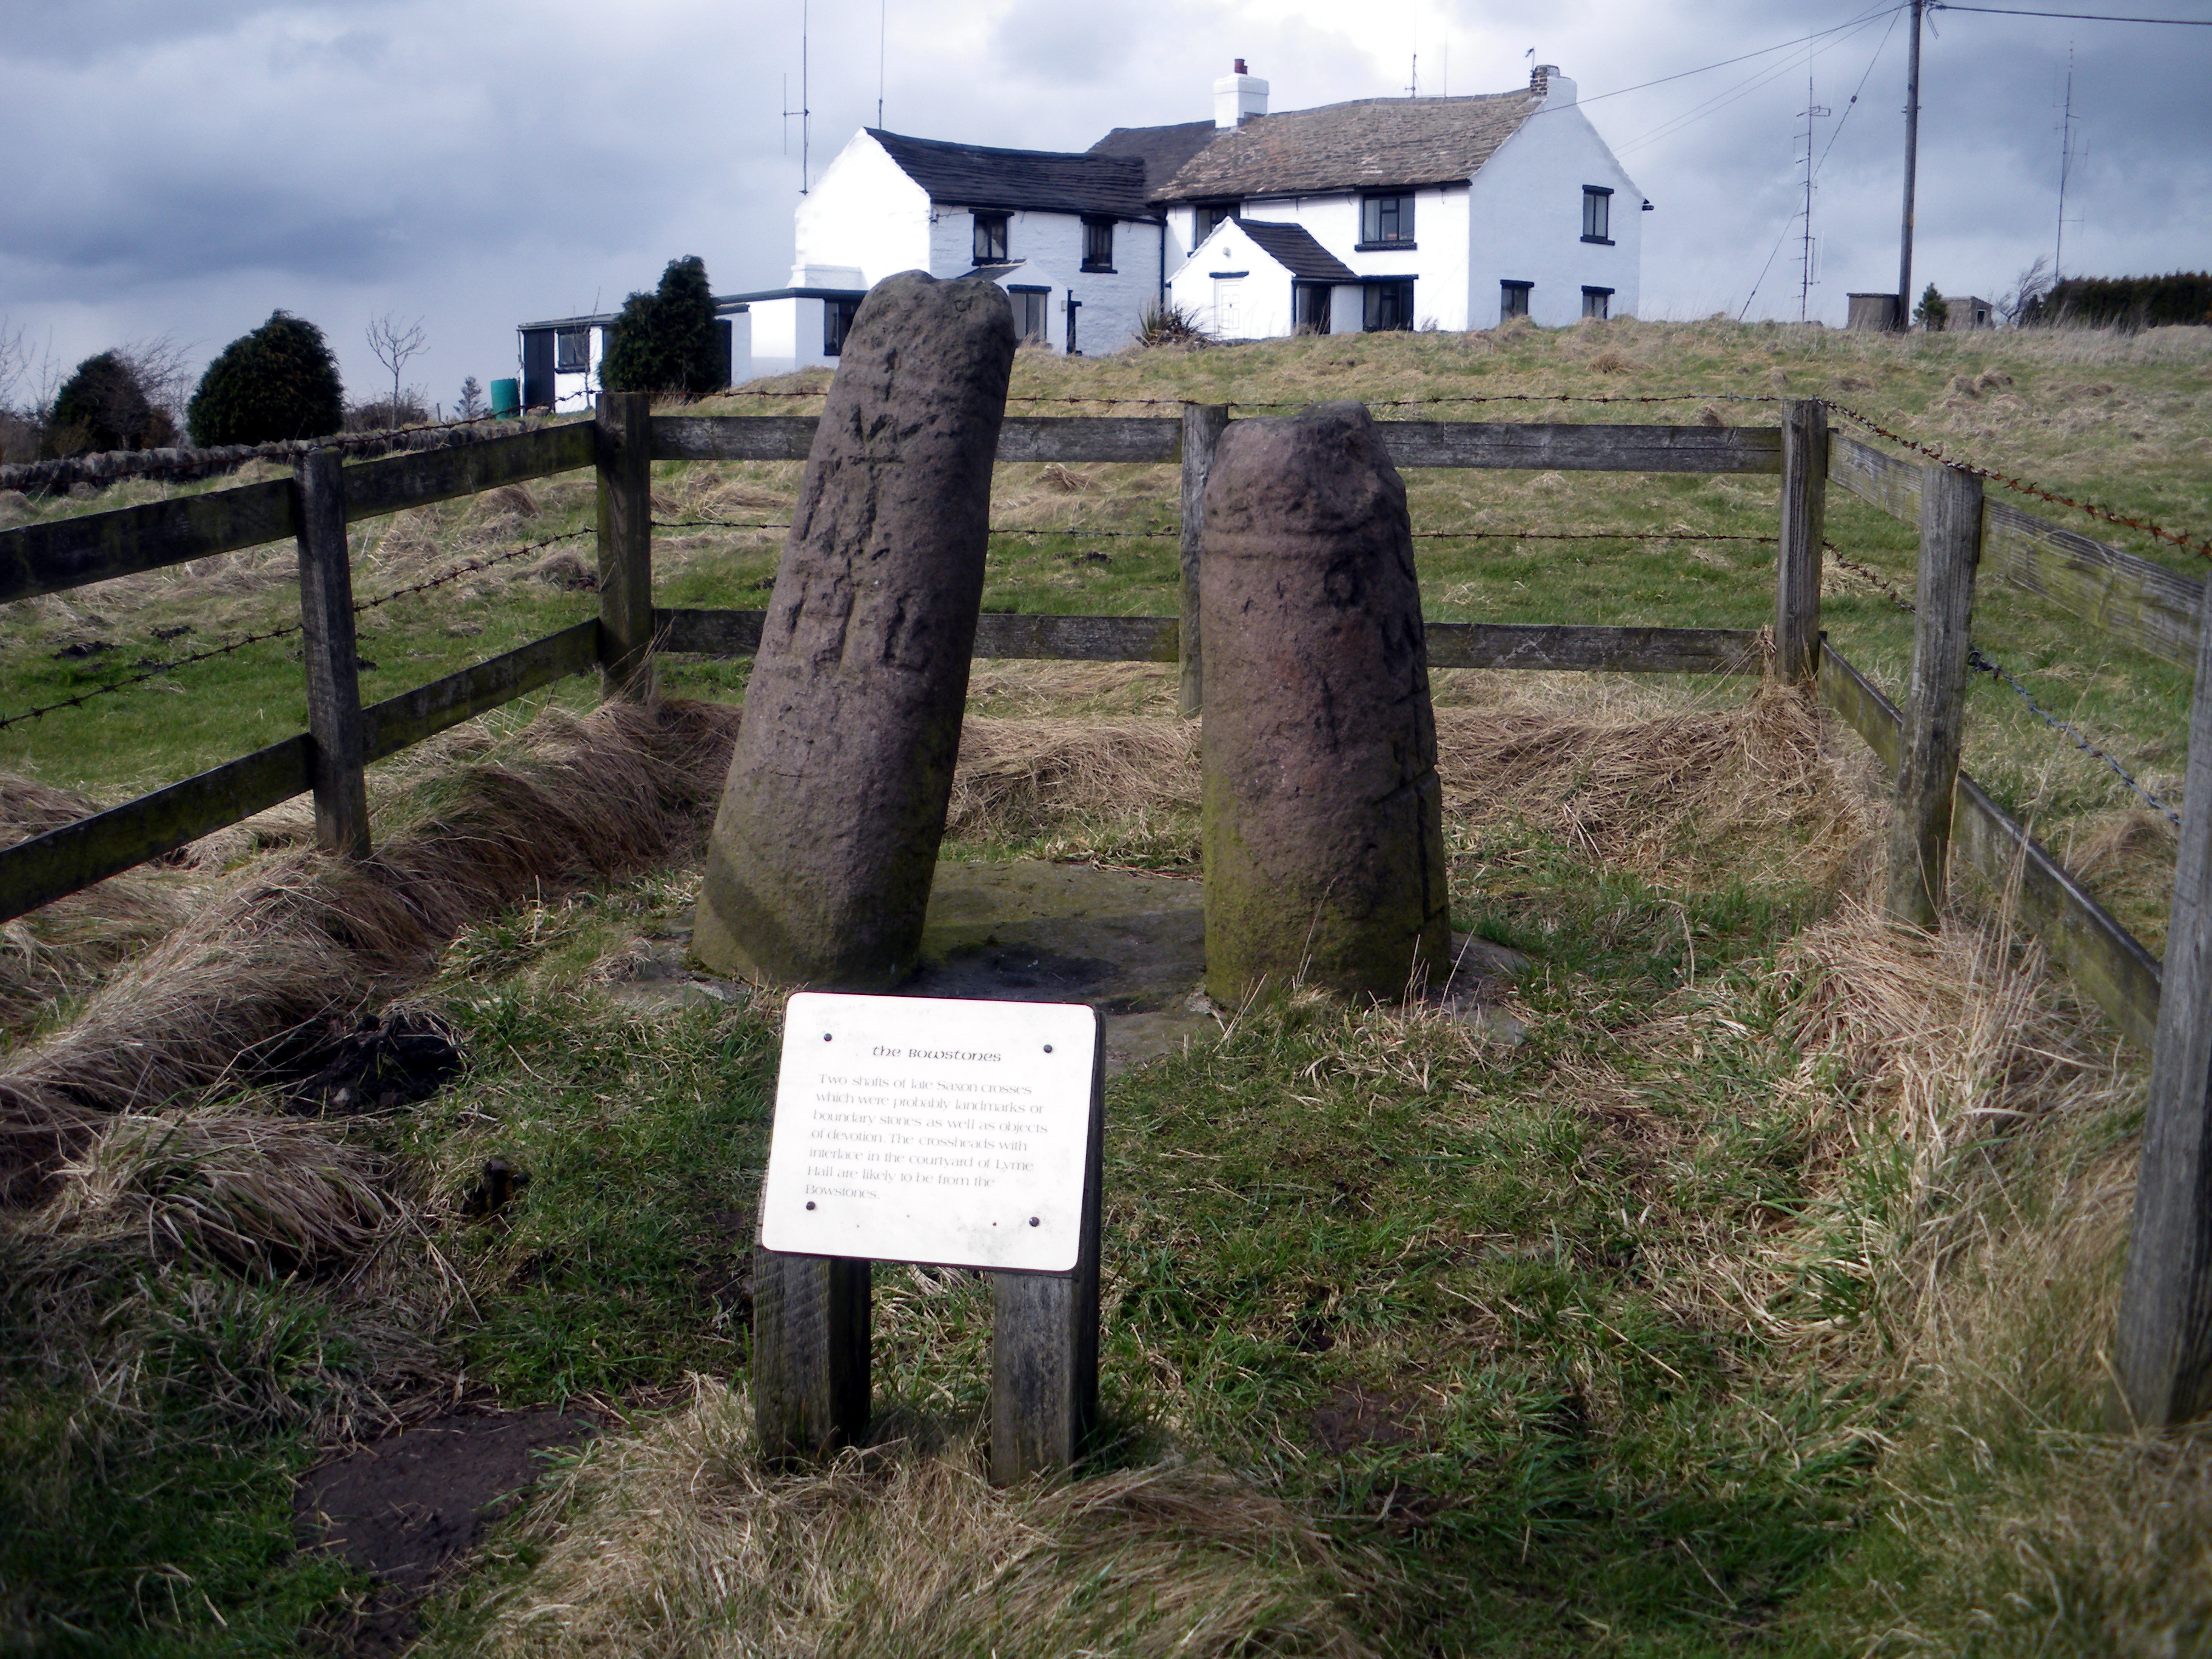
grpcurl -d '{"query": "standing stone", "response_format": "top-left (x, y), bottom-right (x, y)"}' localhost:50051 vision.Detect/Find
top-left (695, 272), bottom-right (1017, 988)
top-left (1201, 400), bottom-right (1450, 1003)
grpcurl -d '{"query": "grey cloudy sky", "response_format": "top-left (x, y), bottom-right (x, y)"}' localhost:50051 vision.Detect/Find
top-left (3, 0), bottom-right (2207, 411)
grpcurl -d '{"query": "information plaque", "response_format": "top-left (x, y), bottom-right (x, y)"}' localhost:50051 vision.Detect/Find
top-left (759, 991), bottom-right (1100, 1273)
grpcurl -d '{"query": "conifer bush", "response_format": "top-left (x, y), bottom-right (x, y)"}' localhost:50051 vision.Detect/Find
top-left (600, 256), bottom-right (723, 396)
top-left (44, 352), bottom-right (159, 455)
top-left (185, 312), bottom-right (344, 446)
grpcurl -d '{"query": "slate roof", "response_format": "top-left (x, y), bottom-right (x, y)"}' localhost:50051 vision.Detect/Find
top-left (1150, 90), bottom-right (1542, 201)
top-left (1086, 120), bottom-right (1220, 198)
top-left (1227, 221), bottom-right (1358, 283)
top-left (866, 129), bottom-right (1157, 220)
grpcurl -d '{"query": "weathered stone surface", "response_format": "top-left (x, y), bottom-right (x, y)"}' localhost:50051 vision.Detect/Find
top-left (1199, 400), bottom-right (1450, 1002)
top-left (695, 272), bottom-right (1017, 988)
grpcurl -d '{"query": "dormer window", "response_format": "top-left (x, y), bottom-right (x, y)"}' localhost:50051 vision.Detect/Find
top-left (1082, 217), bottom-right (1115, 272)
top-left (973, 212), bottom-right (1010, 264)
top-left (1582, 187), bottom-right (1613, 244)
top-left (1359, 194), bottom-right (1415, 249)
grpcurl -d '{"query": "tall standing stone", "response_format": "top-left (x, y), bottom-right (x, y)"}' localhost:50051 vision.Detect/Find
top-left (695, 272), bottom-right (1017, 988)
top-left (1200, 400), bottom-right (1450, 1003)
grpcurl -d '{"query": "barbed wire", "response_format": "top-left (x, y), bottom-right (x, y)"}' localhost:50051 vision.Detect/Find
top-left (1823, 543), bottom-right (2178, 823)
top-left (653, 517), bottom-right (1780, 547)
top-left (703, 387), bottom-right (1786, 411)
top-left (1820, 398), bottom-right (2212, 561)
top-left (353, 528), bottom-right (591, 614)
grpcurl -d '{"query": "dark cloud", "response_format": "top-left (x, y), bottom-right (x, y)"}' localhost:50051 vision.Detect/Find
top-left (1, 0), bottom-right (2205, 405)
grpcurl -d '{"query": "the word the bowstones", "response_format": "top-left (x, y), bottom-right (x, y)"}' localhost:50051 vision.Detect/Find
top-left (692, 271), bottom-right (1454, 1483)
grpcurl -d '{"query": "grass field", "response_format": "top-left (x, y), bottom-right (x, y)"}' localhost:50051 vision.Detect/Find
top-left (2, 318), bottom-right (2210, 1657)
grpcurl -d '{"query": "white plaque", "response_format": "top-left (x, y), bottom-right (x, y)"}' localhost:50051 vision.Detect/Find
top-left (759, 992), bottom-right (1099, 1273)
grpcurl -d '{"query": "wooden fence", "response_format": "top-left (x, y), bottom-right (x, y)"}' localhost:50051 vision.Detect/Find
top-left (8, 389), bottom-right (2212, 1422)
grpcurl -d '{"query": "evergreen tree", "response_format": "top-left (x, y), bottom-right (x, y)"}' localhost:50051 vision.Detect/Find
top-left (457, 375), bottom-right (487, 420)
top-left (1914, 283), bottom-right (1950, 332)
top-left (186, 311), bottom-right (345, 446)
top-left (600, 256), bottom-right (723, 396)
top-left (45, 352), bottom-right (156, 455)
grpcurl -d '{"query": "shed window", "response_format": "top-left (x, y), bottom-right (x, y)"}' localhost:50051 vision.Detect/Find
top-left (555, 328), bottom-right (592, 372)
top-left (1581, 287), bottom-right (1613, 321)
top-left (1082, 218), bottom-right (1114, 272)
top-left (1293, 284), bottom-right (1332, 335)
top-left (973, 212), bottom-right (1010, 264)
top-left (1009, 287), bottom-right (1050, 343)
top-left (1359, 194), bottom-right (1415, 247)
top-left (1501, 280), bottom-right (1532, 320)
top-left (1363, 279), bottom-right (1414, 332)
top-left (823, 298), bottom-right (860, 357)
top-left (1582, 187), bottom-right (1613, 243)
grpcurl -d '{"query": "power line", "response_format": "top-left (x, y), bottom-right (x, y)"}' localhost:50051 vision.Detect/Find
top-left (1535, 7), bottom-right (1909, 116)
top-left (1611, 5), bottom-right (1897, 154)
top-left (1932, 3), bottom-right (2212, 22)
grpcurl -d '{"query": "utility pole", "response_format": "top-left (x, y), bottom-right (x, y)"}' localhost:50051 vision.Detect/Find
top-left (1897, 0), bottom-right (1925, 330)
top-left (1800, 77), bottom-right (1831, 324)
top-left (2055, 44), bottom-right (2080, 282)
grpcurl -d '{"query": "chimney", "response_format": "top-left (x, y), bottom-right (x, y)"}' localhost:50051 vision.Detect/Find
top-left (1215, 61), bottom-right (1269, 129)
top-left (1530, 63), bottom-right (1576, 103)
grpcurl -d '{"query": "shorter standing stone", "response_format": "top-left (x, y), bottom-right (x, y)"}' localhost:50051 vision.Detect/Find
top-left (1200, 400), bottom-right (1450, 1002)
top-left (694, 272), bottom-right (1018, 988)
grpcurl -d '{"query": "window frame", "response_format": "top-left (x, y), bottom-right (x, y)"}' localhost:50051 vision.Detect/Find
top-left (1500, 280), bottom-right (1533, 321)
top-left (554, 327), bottom-right (592, 374)
top-left (1362, 278), bottom-right (1415, 333)
top-left (1581, 187), bottom-right (1614, 244)
top-left (1581, 286), bottom-right (1614, 321)
top-left (1081, 216), bottom-right (1115, 273)
top-left (1358, 193), bottom-right (1416, 250)
top-left (1007, 284), bottom-right (1051, 344)
top-left (1196, 202), bottom-right (1239, 241)
top-left (1293, 283), bottom-right (1333, 335)
top-left (823, 298), bottom-right (860, 357)
top-left (973, 211), bottom-right (1011, 265)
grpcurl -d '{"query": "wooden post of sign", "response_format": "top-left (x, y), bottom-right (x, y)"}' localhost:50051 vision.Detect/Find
top-left (751, 1248), bottom-right (871, 1465)
top-left (595, 389), bottom-right (655, 702)
top-left (1775, 398), bottom-right (1828, 685)
top-left (989, 1007), bottom-right (1105, 1484)
top-left (293, 447), bottom-right (370, 857)
top-left (1178, 403), bottom-right (1230, 719)
top-left (2116, 580), bottom-right (2212, 1426)
top-left (1884, 461), bottom-right (1983, 930)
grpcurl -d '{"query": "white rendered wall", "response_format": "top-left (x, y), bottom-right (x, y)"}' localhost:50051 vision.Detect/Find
top-left (745, 296), bottom-right (831, 381)
top-left (1167, 221), bottom-right (1294, 339)
top-left (551, 325), bottom-right (608, 414)
top-left (794, 133), bottom-right (933, 284)
top-left (1464, 95), bottom-right (1643, 327)
top-left (930, 204), bottom-right (1161, 354)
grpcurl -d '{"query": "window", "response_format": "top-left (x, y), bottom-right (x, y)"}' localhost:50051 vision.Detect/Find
top-left (1009, 286), bottom-right (1050, 343)
top-left (1581, 287), bottom-right (1613, 321)
top-left (823, 297), bottom-right (860, 357)
top-left (973, 212), bottom-right (1010, 264)
top-left (554, 327), bottom-right (591, 372)
top-left (1082, 217), bottom-right (1114, 272)
top-left (1293, 283), bottom-right (1332, 335)
top-left (1363, 279), bottom-right (1414, 332)
top-left (1582, 187), bottom-right (1613, 244)
top-left (1359, 193), bottom-right (1415, 248)
top-left (1197, 202), bottom-right (1238, 240)
top-left (1500, 280), bottom-right (1532, 320)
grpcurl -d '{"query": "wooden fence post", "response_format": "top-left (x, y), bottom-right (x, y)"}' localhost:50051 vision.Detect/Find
top-left (989, 1010), bottom-right (1105, 1484)
top-left (595, 390), bottom-right (655, 702)
top-left (751, 1248), bottom-right (871, 1465)
top-left (1884, 461), bottom-right (1983, 929)
top-left (2116, 580), bottom-right (2212, 1426)
top-left (293, 447), bottom-right (370, 857)
top-left (1178, 403), bottom-right (1229, 719)
top-left (1775, 398), bottom-right (1828, 685)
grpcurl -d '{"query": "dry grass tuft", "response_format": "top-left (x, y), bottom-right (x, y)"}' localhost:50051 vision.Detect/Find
top-left (0, 698), bottom-right (743, 1208)
top-left (1434, 679), bottom-right (1868, 879)
top-left (465, 1378), bottom-right (1381, 1659)
top-left (948, 716), bottom-right (1199, 842)
top-left (25, 1104), bottom-right (395, 1276)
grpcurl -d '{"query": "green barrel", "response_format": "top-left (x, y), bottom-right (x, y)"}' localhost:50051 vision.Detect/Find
top-left (489, 378), bottom-right (520, 418)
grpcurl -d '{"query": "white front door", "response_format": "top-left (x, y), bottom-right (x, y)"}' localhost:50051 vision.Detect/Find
top-left (1213, 276), bottom-right (1243, 337)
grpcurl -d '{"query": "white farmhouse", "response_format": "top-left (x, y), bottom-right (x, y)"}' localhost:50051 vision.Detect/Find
top-left (1151, 64), bottom-right (1645, 335)
top-left (515, 60), bottom-right (1645, 394)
